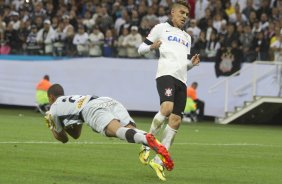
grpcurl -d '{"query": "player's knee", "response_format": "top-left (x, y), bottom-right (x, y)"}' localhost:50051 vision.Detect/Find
top-left (125, 129), bottom-right (137, 143)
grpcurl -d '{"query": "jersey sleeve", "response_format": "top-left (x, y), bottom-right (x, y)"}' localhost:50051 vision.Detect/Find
top-left (187, 33), bottom-right (192, 55)
top-left (49, 106), bottom-right (63, 133)
top-left (146, 23), bottom-right (163, 43)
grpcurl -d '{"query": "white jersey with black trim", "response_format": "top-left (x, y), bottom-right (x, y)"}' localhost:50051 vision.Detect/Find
top-left (146, 22), bottom-right (192, 84)
top-left (49, 95), bottom-right (93, 133)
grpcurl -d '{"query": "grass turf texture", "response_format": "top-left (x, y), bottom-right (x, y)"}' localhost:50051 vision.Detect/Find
top-left (0, 108), bottom-right (282, 184)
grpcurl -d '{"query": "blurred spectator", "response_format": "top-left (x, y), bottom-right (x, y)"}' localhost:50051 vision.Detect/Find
top-left (215, 40), bottom-right (242, 77)
top-left (82, 11), bottom-right (95, 32)
top-left (195, 0), bottom-right (209, 20)
top-left (248, 11), bottom-right (258, 28)
top-left (116, 27), bottom-right (129, 58)
top-left (36, 19), bottom-right (55, 55)
top-left (9, 11), bottom-right (21, 30)
top-left (111, 2), bottom-right (123, 21)
top-left (198, 8), bottom-right (212, 31)
top-left (187, 82), bottom-right (205, 120)
top-left (229, 3), bottom-right (248, 25)
top-left (252, 31), bottom-right (269, 60)
top-left (139, 18), bottom-right (151, 38)
top-left (157, 6), bottom-right (169, 23)
top-left (45, 2), bottom-right (55, 20)
top-left (142, 7), bottom-right (159, 27)
top-left (212, 0), bottom-right (228, 21)
top-left (130, 9), bottom-right (140, 26)
top-left (64, 26), bottom-right (76, 56)
top-left (115, 9), bottom-right (130, 36)
top-left (259, 13), bottom-right (270, 31)
top-left (73, 25), bottom-right (89, 56)
top-left (35, 75), bottom-right (51, 114)
top-left (256, 0), bottom-right (272, 19)
top-left (52, 22), bottom-right (66, 56)
top-left (62, 15), bottom-right (74, 34)
top-left (34, 16), bottom-right (44, 30)
top-left (240, 24), bottom-right (256, 62)
top-left (213, 13), bottom-right (224, 33)
top-left (4, 23), bottom-right (20, 54)
top-left (33, 2), bottom-right (46, 18)
top-left (26, 25), bottom-right (40, 55)
top-left (270, 33), bottom-right (282, 61)
top-left (88, 26), bottom-right (104, 57)
top-left (205, 18), bottom-right (217, 41)
top-left (186, 19), bottom-right (201, 43)
top-left (222, 23), bottom-right (239, 48)
top-left (96, 5), bottom-right (113, 33)
top-left (205, 31), bottom-right (221, 61)
top-left (270, 6), bottom-right (279, 21)
top-left (187, 0), bottom-right (196, 19)
top-left (122, 26), bottom-right (142, 58)
top-left (193, 31), bottom-right (207, 60)
top-left (231, 0), bottom-right (247, 12)
top-left (242, 0), bottom-right (256, 18)
top-left (103, 29), bottom-right (115, 57)
top-left (225, 0), bottom-right (236, 22)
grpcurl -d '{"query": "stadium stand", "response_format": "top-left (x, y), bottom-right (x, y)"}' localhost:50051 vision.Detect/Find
top-left (0, 0), bottom-right (281, 61)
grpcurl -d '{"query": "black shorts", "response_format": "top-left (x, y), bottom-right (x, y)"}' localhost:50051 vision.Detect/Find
top-left (156, 75), bottom-right (187, 117)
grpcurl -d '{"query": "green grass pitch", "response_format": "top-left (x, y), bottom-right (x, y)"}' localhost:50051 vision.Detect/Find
top-left (1, 108), bottom-right (282, 184)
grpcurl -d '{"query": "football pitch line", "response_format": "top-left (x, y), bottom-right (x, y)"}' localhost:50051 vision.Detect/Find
top-left (0, 141), bottom-right (281, 147)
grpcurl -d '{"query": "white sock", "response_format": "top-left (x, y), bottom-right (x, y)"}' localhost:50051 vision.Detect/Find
top-left (153, 125), bottom-right (177, 165)
top-left (161, 125), bottom-right (177, 150)
top-left (133, 128), bottom-right (147, 135)
top-left (149, 111), bottom-right (166, 135)
top-left (116, 127), bottom-right (147, 144)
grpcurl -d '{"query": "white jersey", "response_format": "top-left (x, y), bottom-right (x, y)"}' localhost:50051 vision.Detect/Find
top-left (146, 22), bottom-right (192, 84)
top-left (49, 95), bottom-right (93, 133)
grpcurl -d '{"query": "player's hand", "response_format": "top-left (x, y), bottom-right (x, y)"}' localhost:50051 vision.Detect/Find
top-left (150, 40), bottom-right (162, 50)
top-left (44, 111), bottom-right (54, 130)
top-left (191, 54), bottom-right (200, 66)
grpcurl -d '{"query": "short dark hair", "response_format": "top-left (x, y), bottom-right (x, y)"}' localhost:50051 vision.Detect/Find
top-left (192, 82), bottom-right (198, 86)
top-left (172, 0), bottom-right (190, 10)
top-left (44, 75), bottom-right (49, 81)
top-left (47, 84), bottom-right (64, 98)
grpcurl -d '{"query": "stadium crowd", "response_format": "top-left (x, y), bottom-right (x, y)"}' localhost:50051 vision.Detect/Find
top-left (0, 0), bottom-right (281, 62)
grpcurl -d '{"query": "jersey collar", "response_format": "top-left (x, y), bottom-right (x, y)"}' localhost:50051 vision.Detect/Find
top-left (167, 19), bottom-right (184, 31)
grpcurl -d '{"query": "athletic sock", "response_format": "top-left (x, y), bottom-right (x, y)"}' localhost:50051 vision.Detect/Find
top-left (161, 124), bottom-right (177, 150)
top-left (116, 127), bottom-right (147, 144)
top-left (149, 111), bottom-right (166, 135)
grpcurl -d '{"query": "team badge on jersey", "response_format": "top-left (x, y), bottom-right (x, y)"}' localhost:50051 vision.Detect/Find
top-left (164, 88), bottom-right (173, 97)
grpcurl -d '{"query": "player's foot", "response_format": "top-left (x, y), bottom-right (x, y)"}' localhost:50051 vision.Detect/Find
top-left (145, 133), bottom-right (174, 171)
top-left (139, 145), bottom-right (150, 165)
top-left (149, 159), bottom-right (166, 181)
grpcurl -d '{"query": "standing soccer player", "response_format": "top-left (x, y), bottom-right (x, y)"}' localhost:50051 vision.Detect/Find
top-left (138, 0), bottom-right (200, 181)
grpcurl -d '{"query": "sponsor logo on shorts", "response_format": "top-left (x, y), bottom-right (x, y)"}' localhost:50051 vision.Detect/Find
top-left (164, 88), bottom-right (173, 97)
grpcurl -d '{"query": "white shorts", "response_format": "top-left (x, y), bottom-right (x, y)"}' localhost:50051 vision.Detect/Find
top-left (81, 97), bottom-right (135, 136)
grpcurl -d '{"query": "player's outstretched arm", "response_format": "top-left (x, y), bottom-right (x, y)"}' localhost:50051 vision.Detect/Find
top-left (45, 111), bottom-right (69, 143)
top-left (138, 40), bottom-right (162, 55)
